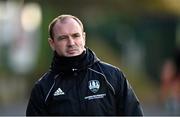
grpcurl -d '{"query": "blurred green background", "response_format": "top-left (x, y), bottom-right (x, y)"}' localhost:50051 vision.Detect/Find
top-left (0, 0), bottom-right (180, 115)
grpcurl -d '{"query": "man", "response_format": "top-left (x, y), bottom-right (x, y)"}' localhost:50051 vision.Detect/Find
top-left (160, 47), bottom-right (180, 115)
top-left (26, 14), bottom-right (143, 116)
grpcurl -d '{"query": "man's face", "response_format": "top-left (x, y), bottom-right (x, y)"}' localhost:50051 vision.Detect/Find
top-left (48, 18), bottom-right (86, 57)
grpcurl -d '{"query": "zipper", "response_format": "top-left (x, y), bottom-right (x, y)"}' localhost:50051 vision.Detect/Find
top-left (75, 72), bottom-right (86, 115)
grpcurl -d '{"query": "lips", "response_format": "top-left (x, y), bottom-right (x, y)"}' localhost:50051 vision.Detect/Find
top-left (67, 49), bottom-right (77, 54)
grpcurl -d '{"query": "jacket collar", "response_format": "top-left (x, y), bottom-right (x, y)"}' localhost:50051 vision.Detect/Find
top-left (50, 47), bottom-right (99, 74)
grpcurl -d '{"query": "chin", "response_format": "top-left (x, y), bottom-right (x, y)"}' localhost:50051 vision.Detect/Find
top-left (66, 53), bottom-right (80, 57)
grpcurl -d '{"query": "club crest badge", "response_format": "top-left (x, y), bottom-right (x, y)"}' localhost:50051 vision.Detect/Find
top-left (88, 80), bottom-right (100, 93)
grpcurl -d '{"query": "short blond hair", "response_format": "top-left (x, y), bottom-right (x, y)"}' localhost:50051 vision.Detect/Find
top-left (48, 14), bottom-right (84, 39)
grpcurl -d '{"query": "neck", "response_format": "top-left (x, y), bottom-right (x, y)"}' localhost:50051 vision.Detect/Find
top-left (54, 50), bottom-right (86, 61)
top-left (51, 50), bottom-right (86, 73)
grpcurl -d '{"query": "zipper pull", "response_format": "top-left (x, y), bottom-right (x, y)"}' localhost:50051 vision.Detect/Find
top-left (72, 68), bottom-right (78, 71)
top-left (72, 68), bottom-right (78, 76)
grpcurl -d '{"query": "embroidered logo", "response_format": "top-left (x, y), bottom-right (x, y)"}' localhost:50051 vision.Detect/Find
top-left (53, 88), bottom-right (65, 96)
top-left (88, 80), bottom-right (100, 93)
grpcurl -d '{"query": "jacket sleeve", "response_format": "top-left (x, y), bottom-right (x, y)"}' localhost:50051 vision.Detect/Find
top-left (115, 69), bottom-right (143, 116)
top-left (26, 83), bottom-right (48, 116)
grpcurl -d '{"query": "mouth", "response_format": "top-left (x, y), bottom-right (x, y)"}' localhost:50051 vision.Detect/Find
top-left (67, 49), bottom-right (77, 54)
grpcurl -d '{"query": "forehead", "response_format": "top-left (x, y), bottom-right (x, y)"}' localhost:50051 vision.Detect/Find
top-left (53, 18), bottom-right (82, 35)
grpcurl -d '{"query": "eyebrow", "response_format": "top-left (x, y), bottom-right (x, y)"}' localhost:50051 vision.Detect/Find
top-left (72, 33), bottom-right (80, 36)
top-left (57, 32), bottom-right (81, 38)
top-left (56, 35), bottom-right (68, 40)
top-left (56, 33), bottom-right (81, 39)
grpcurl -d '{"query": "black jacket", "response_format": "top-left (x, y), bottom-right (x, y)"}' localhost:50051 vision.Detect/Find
top-left (26, 48), bottom-right (143, 116)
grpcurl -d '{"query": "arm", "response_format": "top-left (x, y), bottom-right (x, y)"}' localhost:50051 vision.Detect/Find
top-left (115, 70), bottom-right (143, 116)
top-left (26, 83), bottom-right (48, 116)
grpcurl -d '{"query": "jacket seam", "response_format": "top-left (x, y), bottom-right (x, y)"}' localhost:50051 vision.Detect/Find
top-left (38, 72), bottom-right (48, 82)
top-left (44, 74), bottom-right (60, 103)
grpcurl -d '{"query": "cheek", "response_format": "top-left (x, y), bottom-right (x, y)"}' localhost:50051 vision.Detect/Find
top-left (54, 42), bottom-right (65, 50)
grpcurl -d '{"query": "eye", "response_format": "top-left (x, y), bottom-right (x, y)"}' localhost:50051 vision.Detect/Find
top-left (57, 35), bottom-right (68, 40)
top-left (72, 33), bottom-right (80, 38)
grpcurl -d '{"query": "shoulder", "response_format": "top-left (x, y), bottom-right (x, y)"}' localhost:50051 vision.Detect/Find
top-left (37, 71), bottom-right (54, 84)
top-left (95, 61), bottom-right (127, 84)
top-left (94, 61), bottom-right (127, 95)
top-left (97, 61), bottom-right (126, 78)
top-left (31, 71), bottom-right (55, 97)
top-left (33, 72), bottom-right (51, 87)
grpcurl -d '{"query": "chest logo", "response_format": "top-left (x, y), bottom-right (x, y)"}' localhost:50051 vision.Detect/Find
top-left (88, 80), bottom-right (100, 93)
top-left (54, 88), bottom-right (65, 96)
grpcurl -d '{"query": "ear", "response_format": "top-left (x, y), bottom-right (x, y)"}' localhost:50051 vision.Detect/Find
top-left (48, 38), bottom-right (55, 50)
top-left (82, 32), bottom-right (86, 47)
top-left (83, 32), bottom-right (86, 42)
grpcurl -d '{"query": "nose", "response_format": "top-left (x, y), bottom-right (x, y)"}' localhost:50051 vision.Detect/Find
top-left (67, 36), bottom-right (75, 46)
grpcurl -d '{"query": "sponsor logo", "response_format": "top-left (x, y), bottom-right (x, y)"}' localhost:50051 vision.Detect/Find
top-left (53, 88), bottom-right (65, 96)
top-left (84, 94), bottom-right (106, 100)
